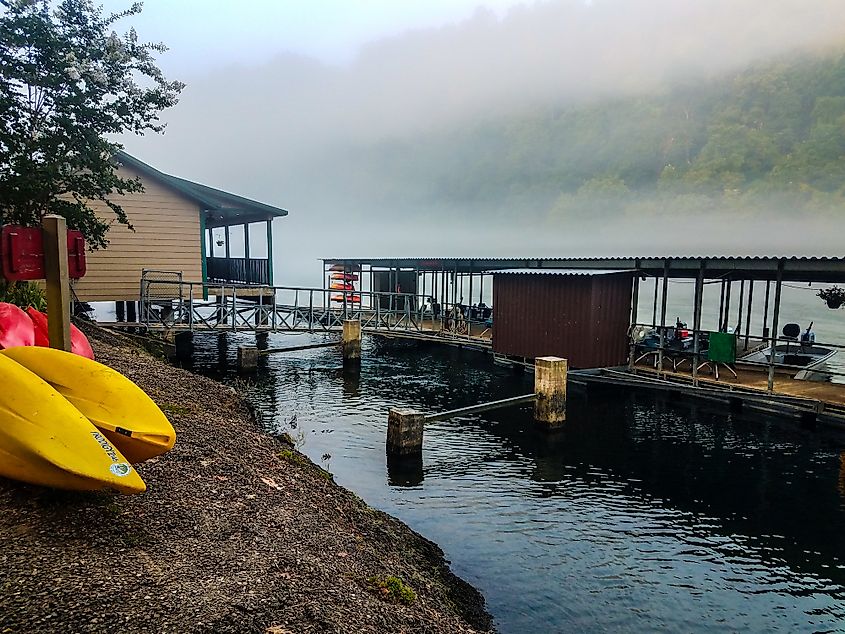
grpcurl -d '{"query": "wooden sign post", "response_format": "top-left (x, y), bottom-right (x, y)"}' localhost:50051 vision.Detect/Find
top-left (41, 215), bottom-right (72, 352)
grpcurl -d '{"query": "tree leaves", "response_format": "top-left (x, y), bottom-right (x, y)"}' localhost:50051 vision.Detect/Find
top-left (0, 0), bottom-right (183, 248)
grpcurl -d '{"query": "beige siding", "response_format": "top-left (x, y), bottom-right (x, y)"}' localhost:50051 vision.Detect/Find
top-left (72, 166), bottom-right (203, 302)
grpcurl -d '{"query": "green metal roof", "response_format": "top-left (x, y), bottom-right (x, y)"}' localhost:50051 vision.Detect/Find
top-left (115, 151), bottom-right (288, 225)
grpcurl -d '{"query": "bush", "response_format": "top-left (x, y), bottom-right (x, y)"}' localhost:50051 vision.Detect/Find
top-left (368, 575), bottom-right (416, 604)
top-left (0, 281), bottom-right (47, 311)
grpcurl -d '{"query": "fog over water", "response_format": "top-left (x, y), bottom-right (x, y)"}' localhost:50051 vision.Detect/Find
top-left (115, 0), bottom-right (845, 288)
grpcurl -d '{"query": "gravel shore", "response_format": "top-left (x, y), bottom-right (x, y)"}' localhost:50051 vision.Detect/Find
top-left (0, 328), bottom-right (492, 633)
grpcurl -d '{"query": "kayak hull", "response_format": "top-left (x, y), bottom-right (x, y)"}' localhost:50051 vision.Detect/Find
top-left (1, 347), bottom-right (175, 463)
top-left (0, 355), bottom-right (145, 493)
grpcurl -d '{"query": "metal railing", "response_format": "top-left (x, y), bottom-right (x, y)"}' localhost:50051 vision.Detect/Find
top-left (137, 274), bottom-right (493, 343)
top-left (630, 321), bottom-right (845, 383)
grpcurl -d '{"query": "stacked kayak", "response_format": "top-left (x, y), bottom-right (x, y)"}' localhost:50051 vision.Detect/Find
top-left (329, 267), bottom-right (361, 303)
top-left (0, 303), bottom-right (176, 494)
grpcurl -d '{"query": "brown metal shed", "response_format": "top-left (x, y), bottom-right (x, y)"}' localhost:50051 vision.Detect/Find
top-left (492, 270), bottom-right (634, 368)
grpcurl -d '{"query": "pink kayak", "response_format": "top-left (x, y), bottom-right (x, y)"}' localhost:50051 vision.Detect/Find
top-left (0, 302), bottom-right (35, 349)
top-left (26, 307), bottom-right (94, 360)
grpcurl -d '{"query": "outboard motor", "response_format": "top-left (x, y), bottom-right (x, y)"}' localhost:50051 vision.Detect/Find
top-left (800, 321), bottom-right (815, 349)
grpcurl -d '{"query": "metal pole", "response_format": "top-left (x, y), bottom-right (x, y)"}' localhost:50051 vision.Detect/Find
top-left (658, 260), bottom-right (669, 376)
top-left (651, 275), bottom-right (658, 326)
top-left (628, 271), bottom-right (640, 369)
top-left (718, 279), bottom-right (726, 330)
top-left (231, 286), bottom-right (237, 331)
top-left (723, 279), bottom-right (732, 331)
top-left (762, 280), bottom-right (771, 338)
top-left (744, 280), bottom-right (754, 351)
top-left (691, 263), bottom-right (705, 386)
top-left (736, 280), bottom-right (745, 333)
top-left (767, 262), bottom-right (784, 393)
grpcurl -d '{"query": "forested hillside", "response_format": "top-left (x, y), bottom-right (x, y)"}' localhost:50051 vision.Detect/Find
top-left (353, 51), bottom-right (845, 221)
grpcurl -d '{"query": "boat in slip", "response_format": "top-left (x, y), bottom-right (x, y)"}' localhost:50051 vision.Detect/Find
top-left (739, 322), bottom-right (837, 381)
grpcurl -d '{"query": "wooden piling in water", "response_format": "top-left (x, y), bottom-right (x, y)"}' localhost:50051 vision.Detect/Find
top-left (237, 346), bottom-right (259, 372)
top-left (534, 356), bottom-right (567, 426)
top-left (387, 408), bottom-right (424, 456)
top-left (343, 319), bottom-right (361, 366)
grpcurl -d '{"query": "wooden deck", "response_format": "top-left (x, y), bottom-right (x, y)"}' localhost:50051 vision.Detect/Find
top-left (632, 363), bottom-right (845, 407)
top-left (598, 360), bottom-right (845, 427)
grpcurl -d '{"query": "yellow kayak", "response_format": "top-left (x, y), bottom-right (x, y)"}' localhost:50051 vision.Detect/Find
top-left (0, 354), bottom-right (145, 493)
top-left (1, 347), bottom-right (176, 464)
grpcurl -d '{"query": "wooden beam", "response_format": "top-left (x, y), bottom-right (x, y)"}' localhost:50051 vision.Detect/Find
top-left (42, 215), bottom-right (71, 351)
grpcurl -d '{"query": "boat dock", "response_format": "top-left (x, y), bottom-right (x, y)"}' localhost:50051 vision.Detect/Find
top-left (102, 255), bottom-right (845, 428)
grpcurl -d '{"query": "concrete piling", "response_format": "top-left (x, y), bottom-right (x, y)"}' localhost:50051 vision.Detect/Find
top-left (237, 346), bottom-right (259, 372)
top-left (386, 408), bottom-right (424, 456)
top-left (534, 356), bottom-right (567, 427)
top-left (342, 319), bottom-right (361, 366)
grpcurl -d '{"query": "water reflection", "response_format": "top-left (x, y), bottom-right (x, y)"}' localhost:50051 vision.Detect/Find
top-left (186, 331), bottom-right (845, 633)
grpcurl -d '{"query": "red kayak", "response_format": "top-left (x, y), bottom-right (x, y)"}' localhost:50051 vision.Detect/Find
top-left (26, 307), bottom-right (94, 360)
top-left (0, 302), bottom-right (35, 349)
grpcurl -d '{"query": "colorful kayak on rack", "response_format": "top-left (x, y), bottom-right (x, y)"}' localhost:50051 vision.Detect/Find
top-left (330, 272), bottom-right (359, 282)
top-left (331, 294), bottom-right (361, 303)
top-left (0, 302), bottom-right (34, 349)
top-left (1, 346), bottom-right (176, 464)
top-left (0, 354), bottom-right (145, 494)
top-left (26, 307), bottom-right (94, 360)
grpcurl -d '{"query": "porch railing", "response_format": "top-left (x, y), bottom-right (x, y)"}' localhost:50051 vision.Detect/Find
top-left (206, 256), bottom-right (270, 285)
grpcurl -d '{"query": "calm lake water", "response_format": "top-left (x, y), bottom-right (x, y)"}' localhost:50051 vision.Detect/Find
top-left (183, 327), bottom-right (845, 633)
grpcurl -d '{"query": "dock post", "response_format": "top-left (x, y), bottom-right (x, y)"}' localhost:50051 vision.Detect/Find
top-left (174, 331), bottom-right (193, 363)
top-left (534, 356), bottom-right (567, 427)
top-left (237, 346), bottom-right (259, 372)
top-left (387, 408), bottom-right (424, 456)
top-left (343, 319), bottom-right (361, 366)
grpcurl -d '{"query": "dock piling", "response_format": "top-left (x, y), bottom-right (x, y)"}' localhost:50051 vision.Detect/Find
top-left (387, 408), bottom-right (424, 456)
top-left (343, 319), bottom-right (362, 366)
top-left (237, 346), bottom-right (259, 372)
top-left (534, 356), bottom-right (567, 426)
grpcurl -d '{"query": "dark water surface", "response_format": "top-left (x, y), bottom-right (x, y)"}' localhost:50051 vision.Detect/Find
top-left (185, 332), bottom-right (845, 633)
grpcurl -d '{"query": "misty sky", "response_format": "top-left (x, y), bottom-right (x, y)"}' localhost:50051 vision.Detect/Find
top-left (99, 0), bottom-right (845, 284)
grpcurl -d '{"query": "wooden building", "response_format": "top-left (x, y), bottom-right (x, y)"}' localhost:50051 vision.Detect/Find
top-left (71, 152), bottom-right (288, 302)
top-left (492, 270), bottom-right (634, 368)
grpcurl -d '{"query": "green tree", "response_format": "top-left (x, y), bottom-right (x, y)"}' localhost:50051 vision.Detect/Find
top-left (0, 0), bottom-right (183, 249)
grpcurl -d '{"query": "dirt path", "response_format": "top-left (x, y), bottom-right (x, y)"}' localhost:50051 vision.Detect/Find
top-left (0, 329), bottom-right (491, 633)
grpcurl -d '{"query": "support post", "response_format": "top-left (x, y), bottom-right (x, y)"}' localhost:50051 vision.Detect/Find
top-left (387, 408), bottom-right (424, 456)
top-left (767, 262), bottom-right (784, 393)
top-left (744, 281), bottom-right (754, 351)
top-left (762, 280), bottom-right (771, 339)
top-left (657, 260), bottom-right (669, 375)
top-left (342, 319), bottom-right (361, 366)
top-left (42, 215), bottom-right (71, 351)
top-left (722, 279), bottom-right (732, 331)
top-left (237, 346), bottom-right (259, 372)
top-left (628, 273), bottom-right (640, 369)
top-left (691, 263), bottom-right (705, 386)
top-left (534, 356), bottom-right (567, 427)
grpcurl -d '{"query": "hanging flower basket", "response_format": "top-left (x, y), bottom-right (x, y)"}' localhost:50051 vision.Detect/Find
top-left (817, 286), bottom-right (845, 309)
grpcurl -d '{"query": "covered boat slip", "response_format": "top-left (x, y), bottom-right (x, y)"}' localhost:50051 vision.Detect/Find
top-left (324, 256), bottom-right (845, 425)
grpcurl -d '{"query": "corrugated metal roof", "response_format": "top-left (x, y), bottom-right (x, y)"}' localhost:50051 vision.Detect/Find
top-left (496, 268), bottom-right (631, 276)
top-left (322, 256), bottom-right (845, 282)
